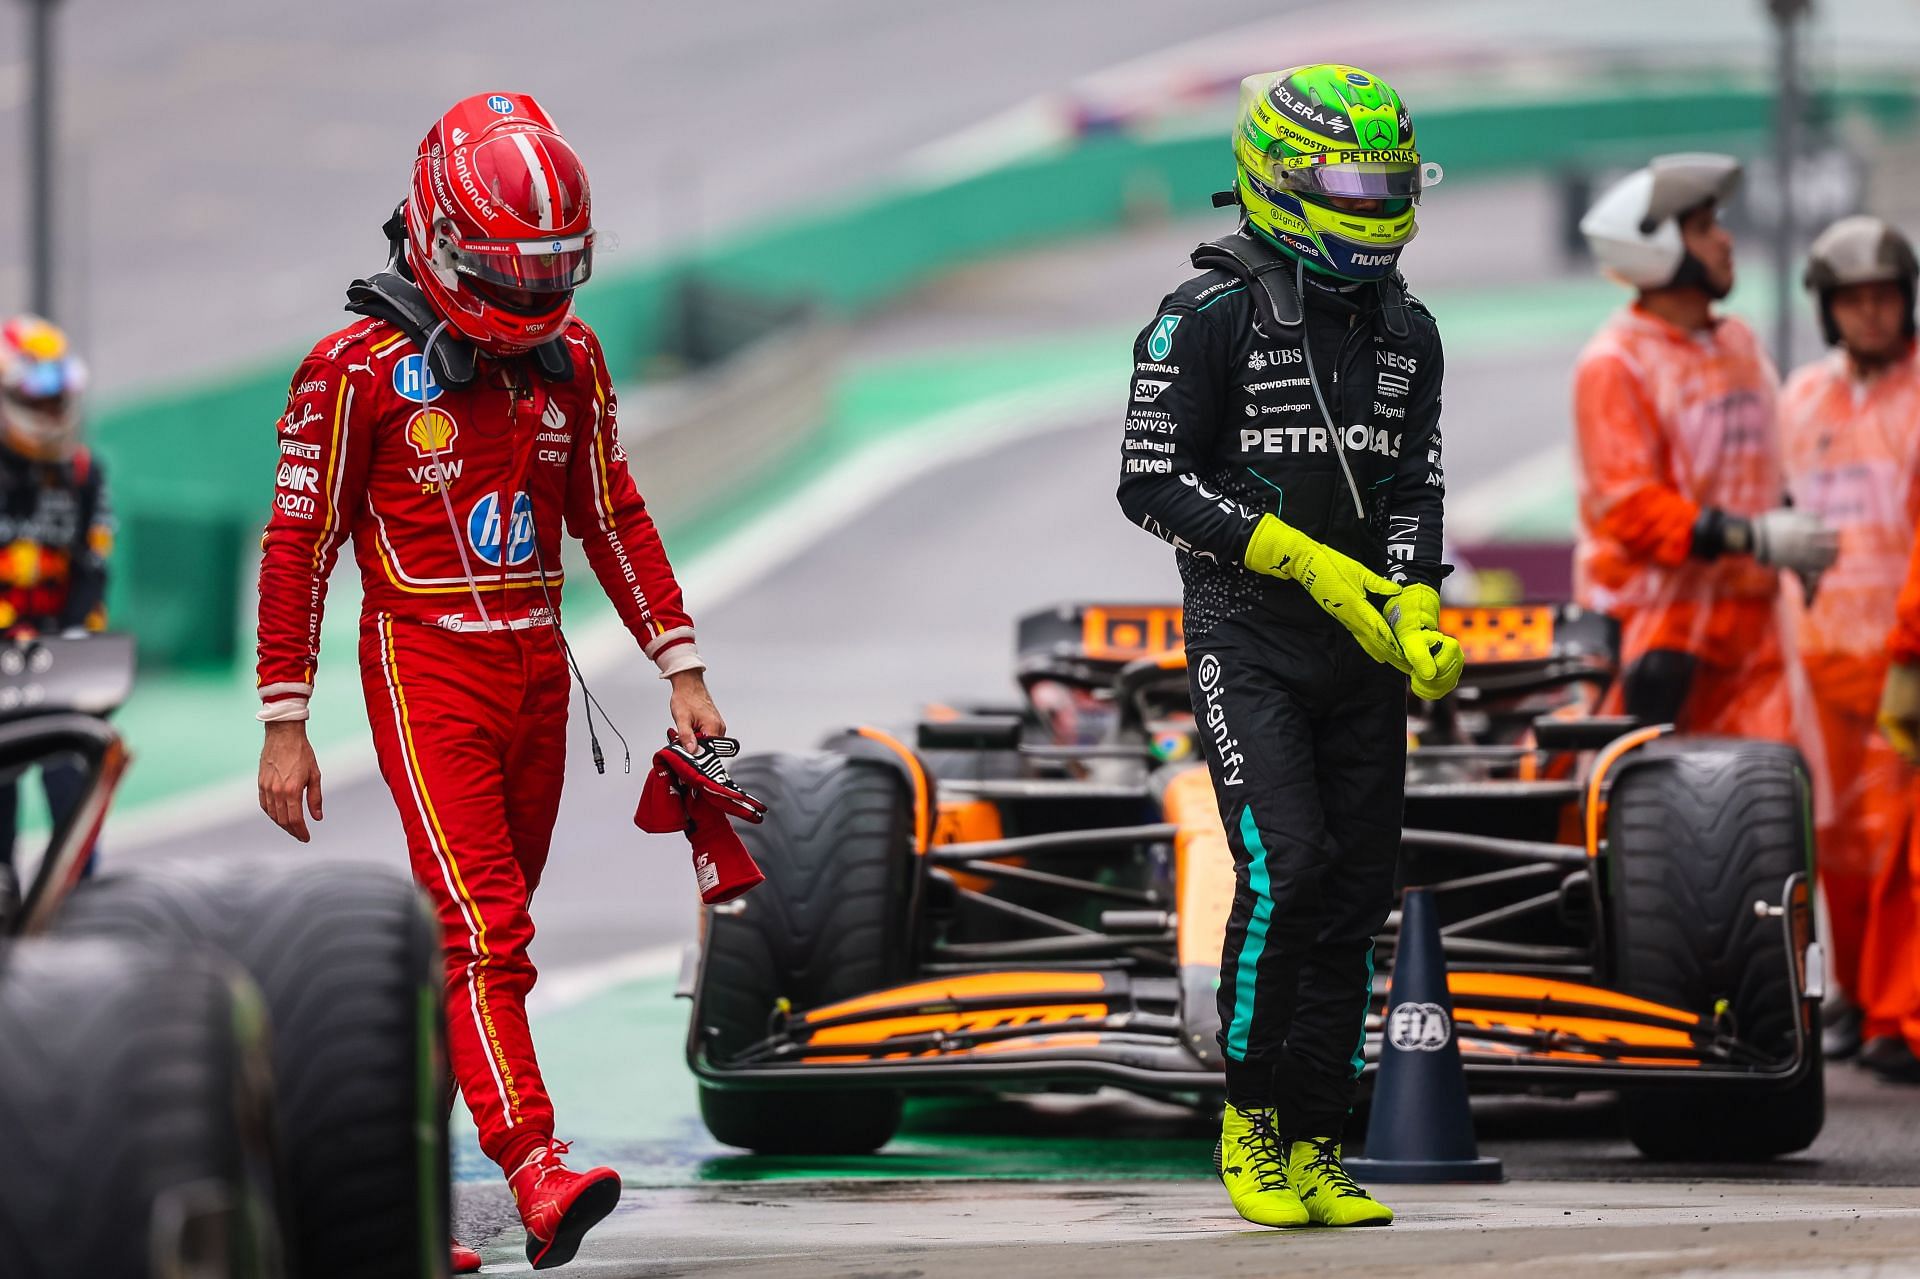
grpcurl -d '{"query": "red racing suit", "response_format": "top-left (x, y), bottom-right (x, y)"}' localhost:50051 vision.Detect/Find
top-left (1572, 304), bottom-right (1795, 740)
top-left (255, 315), bottom-right (701, 1171)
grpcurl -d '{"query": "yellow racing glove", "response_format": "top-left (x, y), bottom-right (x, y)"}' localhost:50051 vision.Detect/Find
top-left (1245, 515), bottom-right (1409, 672)
top-left (1878, 661), bottom-right (1920, 767)
top-left (1387, 582), bottom-right (1464, 700)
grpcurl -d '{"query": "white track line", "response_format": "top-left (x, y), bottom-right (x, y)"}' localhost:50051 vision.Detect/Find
top-left (530, 943), bottom-right (685, 1014)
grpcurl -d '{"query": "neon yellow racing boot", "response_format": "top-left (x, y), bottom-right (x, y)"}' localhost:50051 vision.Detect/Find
top-left (1286, 1136), bottom-right (1394, 1226)
top-left (1215, 1105), bottom-right (1309, 1228)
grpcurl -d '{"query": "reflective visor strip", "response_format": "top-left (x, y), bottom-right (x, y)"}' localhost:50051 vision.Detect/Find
top-left (1278, 160), bottom-right (1424, 202)
top-left (449, 233), bottom-right (592, 292)
top-left (11, 360), bottom-right (73, 399)
top-left (1226, 803), bottom-right (1275, 1061)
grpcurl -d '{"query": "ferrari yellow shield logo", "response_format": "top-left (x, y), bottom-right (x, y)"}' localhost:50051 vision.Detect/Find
top-left (406, 408), bottom-right (458, 459)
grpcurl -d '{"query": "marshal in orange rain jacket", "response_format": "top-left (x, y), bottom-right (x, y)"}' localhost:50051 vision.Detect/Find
top-left (1781, 342), bottom-right (1920, 1000)
top-left (1863, 342), bottom-right (1920, 1051)
top-left (1572, 303), bottom-right (1792, 740)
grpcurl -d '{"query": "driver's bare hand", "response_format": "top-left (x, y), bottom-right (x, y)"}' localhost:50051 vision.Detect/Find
top-left (258, 720), bottom-right (324, 843)
top-left (669, 670), bottom-right (726, 745)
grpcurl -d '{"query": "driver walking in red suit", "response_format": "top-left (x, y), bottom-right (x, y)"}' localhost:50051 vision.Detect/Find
top-left (254, 93), bottom-right (725, 1272)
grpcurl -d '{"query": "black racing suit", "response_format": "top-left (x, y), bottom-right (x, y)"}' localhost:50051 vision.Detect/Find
top-left (1117, 231), bottom-right (1446, 1136)
top-left (0, 442), bottom-right (113, 871)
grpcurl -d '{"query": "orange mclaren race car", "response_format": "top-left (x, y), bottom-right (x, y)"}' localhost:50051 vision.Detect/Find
top-left (682, 602), bottom-right (1823, 1163)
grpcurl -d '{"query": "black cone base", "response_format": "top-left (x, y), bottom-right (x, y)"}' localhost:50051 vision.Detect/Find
top-left (1345, 1153), bottom-right (1504, 1183)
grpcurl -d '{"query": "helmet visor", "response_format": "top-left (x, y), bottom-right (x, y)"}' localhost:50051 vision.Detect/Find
top-left (1277, 154), bottom-right (1430, 204)
top-left (3, 356), bottom-right (79, 416)
top-left (443, 231), bottom-right (594, 294)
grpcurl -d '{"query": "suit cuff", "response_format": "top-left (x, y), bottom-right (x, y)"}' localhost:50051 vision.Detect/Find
top-left (257, 680), bottom-right (312, 722)
top-left (655, 640), bottom-right (706, 679)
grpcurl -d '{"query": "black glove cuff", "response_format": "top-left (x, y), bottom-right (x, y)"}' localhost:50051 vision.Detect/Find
top-left (1691, 508), bottom-right (1751, 560)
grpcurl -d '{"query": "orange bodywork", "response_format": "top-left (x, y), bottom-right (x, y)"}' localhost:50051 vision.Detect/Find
top-left (1583, 724), bottom-right (1671, 857)
top-left (797, 971), bottom-right (1116, 1062)
top-left (1165, 765), bottom-right (1235, 969)
top-left (1447, 971), bottom-right (1704, 1068)
top-left (809, 1005), bottom-right (1110, 1049)
top-left (1447, 971), bottom-right (1701, 1024)
top-left (802, 971), bottom-right (1110, 1023)
top-left (1439, 605), bottom-right (1559, 665)
top-left (932, 798), bottom-right (1008, 893)
top-left (1081, 604), bottom-right (1184, 661)
top-left (933, 799), bottom-right (1004, 847)
top-left (854, 725), bottom-right (934, 851)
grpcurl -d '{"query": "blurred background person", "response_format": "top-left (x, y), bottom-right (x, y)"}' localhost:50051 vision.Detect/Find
top-left (1572, 154), bottom-right (1835, 738)
top-left (0, 314), bottom-right (110, 873)
top-left (1780, 215), bottom-right (1920, 1062)
top-left (1871, 506), bottom-right (1920, 1083)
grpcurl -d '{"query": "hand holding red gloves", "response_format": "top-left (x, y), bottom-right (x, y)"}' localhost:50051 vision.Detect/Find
top-left (635, 731), bottom-right (768, 904)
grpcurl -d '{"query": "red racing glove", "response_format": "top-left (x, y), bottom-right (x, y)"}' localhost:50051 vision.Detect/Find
top-left (635, 732), bottom-right (768, 905)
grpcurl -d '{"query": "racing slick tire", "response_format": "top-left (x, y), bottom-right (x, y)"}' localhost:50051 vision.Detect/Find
top-left (0, 936), bottom-right (282, 1278)
top-left (1607, 738), bottom-right (1824, 1161)
top-left (697, 752), bottom-right (913, 1155)
top-left (55, 858), bottom-right (445, 1278)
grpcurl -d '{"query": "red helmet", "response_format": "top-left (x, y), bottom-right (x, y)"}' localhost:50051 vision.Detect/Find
top-left (405, 93), bottom-right (594, 356)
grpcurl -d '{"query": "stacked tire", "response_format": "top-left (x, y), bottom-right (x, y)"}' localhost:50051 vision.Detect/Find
top-left (0, 856), bottom-right (448, 1278)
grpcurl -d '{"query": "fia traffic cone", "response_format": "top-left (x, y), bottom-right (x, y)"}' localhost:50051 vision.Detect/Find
top-left (1345, 886), bottom-right (1504, 1183)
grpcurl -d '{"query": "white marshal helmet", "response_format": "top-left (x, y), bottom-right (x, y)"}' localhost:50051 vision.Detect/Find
top-left (1580, 153), bottom-right (1742, 290)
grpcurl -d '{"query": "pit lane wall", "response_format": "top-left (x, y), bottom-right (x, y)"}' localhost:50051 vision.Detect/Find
top-left (103, 80), bottom-right (1917, 670)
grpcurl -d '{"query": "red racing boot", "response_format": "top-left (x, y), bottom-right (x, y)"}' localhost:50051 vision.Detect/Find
top-left (451, 1239), bottom-right (483, 1273)
top-left (507, 1141), bottom-right (623, 1270)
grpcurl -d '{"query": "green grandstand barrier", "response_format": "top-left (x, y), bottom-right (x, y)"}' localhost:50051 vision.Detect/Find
top-left (98, 82), bottom-right (1918, 669)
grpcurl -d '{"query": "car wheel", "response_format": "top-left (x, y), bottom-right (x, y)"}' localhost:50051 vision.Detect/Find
top-left (56, 859), bottom-right (446, 1277)
top-left (1607, 737), bottom-right (1824, 1160)
top-left (0, 936), bottom-right (283, 1278)
top-left (695, 752), bottom-right (913, 1155)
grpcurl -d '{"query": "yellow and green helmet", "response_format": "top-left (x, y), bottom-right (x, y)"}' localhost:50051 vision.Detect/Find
top-left (1232, 64), bottom-right (1441, 282)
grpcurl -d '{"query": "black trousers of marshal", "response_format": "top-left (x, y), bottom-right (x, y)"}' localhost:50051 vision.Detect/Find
top-left (1189, 615), bottom-right (1404, 1137)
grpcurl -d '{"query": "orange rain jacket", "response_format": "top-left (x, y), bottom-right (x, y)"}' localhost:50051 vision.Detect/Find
top-left (1572, 303), bottom-right (1793, 740)
top-left (1781, 342), bottom-right (1920, 998)
top-left (1862, 343), bottom-right (1920, 1047)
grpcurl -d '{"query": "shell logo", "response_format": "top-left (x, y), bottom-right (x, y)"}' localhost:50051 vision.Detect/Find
top-left (406, 409), bottom-right (459, 459)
